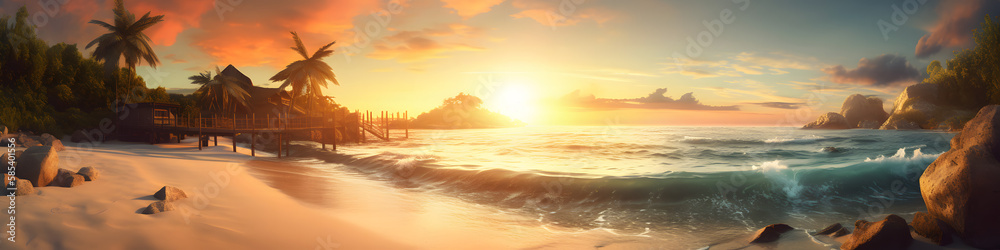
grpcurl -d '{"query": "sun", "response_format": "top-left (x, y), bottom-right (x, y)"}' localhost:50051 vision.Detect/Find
top-left (486, 83), bottom-right (539, 124)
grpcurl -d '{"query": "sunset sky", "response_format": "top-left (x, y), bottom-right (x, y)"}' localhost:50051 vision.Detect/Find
top-left (2, 0), bottom-right (997, 125)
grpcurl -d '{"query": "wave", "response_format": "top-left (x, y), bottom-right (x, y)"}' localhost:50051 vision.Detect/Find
top-left (278, 137), bottom-right (944, 232)
top-left (681, 135), bottom-right (841, 145)
top-left (864, 147), bottom-right (940, 163)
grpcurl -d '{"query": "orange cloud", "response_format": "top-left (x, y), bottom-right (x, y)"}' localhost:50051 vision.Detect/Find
top-left (510, 0), bottom-right (617, 27)
top-left (128, 0), bottom-right (214, 46)
top-left (190, 0), bottom-right (383, 68)
top-left (440, 0), bottom-right (505, 19)
top-left (367, 24), bottom-right (486, 63)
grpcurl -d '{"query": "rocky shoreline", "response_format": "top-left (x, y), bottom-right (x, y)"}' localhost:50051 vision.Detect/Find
top-left (765, 105), bottom-right (1000, 249)
top-left (2, 131), bottom-right (100, 195)
top-left (804, 83), bottom-right (976, 131)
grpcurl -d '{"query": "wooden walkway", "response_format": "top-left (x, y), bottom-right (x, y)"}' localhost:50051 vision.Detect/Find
top-left (136, 110), bottom-right (408, 158)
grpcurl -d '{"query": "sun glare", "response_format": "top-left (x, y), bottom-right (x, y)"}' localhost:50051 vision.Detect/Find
top-left (487, 84), bottom-right (538, 124)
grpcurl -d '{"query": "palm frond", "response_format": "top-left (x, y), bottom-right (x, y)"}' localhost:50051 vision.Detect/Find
top-left (289, 32), bottom-right (309, 59)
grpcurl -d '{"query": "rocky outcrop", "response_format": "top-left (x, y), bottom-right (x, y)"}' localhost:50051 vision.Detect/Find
top-left (803, 112), bottom-right (850, 129)
top-left (804, 94), bottom-right (888, 129)
top-left (15, 146), bottom-right (59, 187)
top-left (911, 212), bottom-right (953, 246)
top-left (749, 224), bottom-right (793, 243)
top-left (841, 214), bottom-right (912, 250)
top-left (77, 166), bottom-right (99, 181)
top-left (919, 105), bottom-right (1000, 249)
top-left (154, 186), bottom-right (188, 201)
top-left (880, 116), bottom-right (921, 130)
top-left (841, 94), bottom-right (889, 128)
top-left (880, 83), bottom-right (975, 130)
top-left (141, 201), bottom-right (175, 214)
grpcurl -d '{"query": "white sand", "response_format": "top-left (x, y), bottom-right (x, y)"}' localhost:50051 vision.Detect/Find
top-left (1, 138), bottom-right (409, 250)
top-left (0, 138), bottom-right (665, 250)
top-left (5, 138), bottom-right (974, 249)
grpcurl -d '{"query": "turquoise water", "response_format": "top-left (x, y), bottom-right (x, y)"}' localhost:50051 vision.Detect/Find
top-left (297, 126), bottom-right (956, 246)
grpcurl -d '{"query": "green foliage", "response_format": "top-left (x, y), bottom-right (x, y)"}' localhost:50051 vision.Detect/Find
top-left (410, 93), bottom-right (523, 129)
top-left (925, 15), bottom-right (1000, 110)
top-left (0, 6), bottom-right (160, 137)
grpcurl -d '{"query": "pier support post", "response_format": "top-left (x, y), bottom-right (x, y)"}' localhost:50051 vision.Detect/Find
top-left (332, 111), bottom-right (337, 151)
top-left (198, 115), bottom-right (202, 150)
top-left (251, 113), bottom-right (256, 157)
top-left (277, 133), bottom-right (282, 158)
top-left (232, 113), bottom-right (237, 153)
top-left (321, 111), bottom-right (326, 150)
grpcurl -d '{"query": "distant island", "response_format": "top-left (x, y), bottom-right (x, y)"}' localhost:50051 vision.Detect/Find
top-left (408, 93), bottom-right (524, 129)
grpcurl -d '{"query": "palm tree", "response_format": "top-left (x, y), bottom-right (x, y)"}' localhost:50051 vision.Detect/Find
top-left (270, 32), bottom-right (340, 116)
top-left (190, 67), bottom-right (250, 114)
top-left (86, 0), bottom-right (164, 105)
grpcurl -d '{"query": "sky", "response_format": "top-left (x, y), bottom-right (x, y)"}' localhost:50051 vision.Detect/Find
top-left (2, 0), bottom-right (998, 126)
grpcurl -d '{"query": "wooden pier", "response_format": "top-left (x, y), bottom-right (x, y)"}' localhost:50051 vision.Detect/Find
top-left (126, 103), bottom-right (408, 158)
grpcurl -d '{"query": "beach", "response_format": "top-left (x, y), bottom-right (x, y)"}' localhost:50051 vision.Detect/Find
top-left (0, 137), bottom-right (686, 250)
top-left (0, 128), bottom-right (984, 250)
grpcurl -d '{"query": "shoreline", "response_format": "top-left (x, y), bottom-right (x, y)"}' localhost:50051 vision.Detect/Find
top-left (0, 137), bottom-right (668, 249)
top-left (1, 138), bottom-right (411, 250)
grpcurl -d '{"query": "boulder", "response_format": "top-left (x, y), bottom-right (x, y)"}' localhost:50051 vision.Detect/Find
top-left (2, 174), bottom-right (9, 190)
top-left (831, 227), bottom-right (851, 237)
top-left (38, 133), bottom-right (64, 151)
top-left (77, 166), bottom-right (99, 181)
top-left (749, 224), bottom-right (794, 243)
top-left (822, 147), bottom-right (841, 153)
top-left (13, 179), bottom-right (34, 196)
top-left (803, 112), bottom-right (850, 129)
top-left (840, 94), bottom-right (889, 128)
top-left (141, 201), bottom-right (175, 214)
top-left (14, 133), bottom-right (41, 148)
top-left (154, 186), bottom-right (188, 201)
top-left (857, 120), bottom-right (882, 129)
top-left (52, 168), bottom-right (85, 187)
top-left (880, 116), bottom-right (921, 130)
top-left (15, 146), bottom-right (59, 187)
top-left (919, 105), bottom-right (1000, 249)
top-left (814, 223), bottom-right (843, 235)
top-left (911, 212), bottom-right (953, 246)
top-left (0, 124), bottom-right (6, 138)
top-left (841, 214), bottom-right (912, 250)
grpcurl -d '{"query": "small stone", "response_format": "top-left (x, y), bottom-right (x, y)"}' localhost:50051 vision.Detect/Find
top-left (77, 166), bottom-right (99, 181)
top-left (141, 201), bottom-right (175, 214)
top-left (154, 186), bottom-right (188, 201)
top-left (815, 223), bottom-right (843, 235)
top-left (38, 133), bottom-right (64, 151)
top-left (749, 224), bottom-right (794, 243)
top-left (832, 227), bottom-right (851, 237)
top-left (14, 179), bottom-right (34, 196)
top-left (52, 168), bottom-right (84, 187)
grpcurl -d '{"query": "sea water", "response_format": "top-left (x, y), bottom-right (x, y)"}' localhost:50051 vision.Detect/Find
top-left (292, 126), bottom-right (955, 247)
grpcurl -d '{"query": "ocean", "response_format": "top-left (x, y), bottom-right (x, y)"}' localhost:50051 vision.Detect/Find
top-left (279, 126), bottom-right (956, 248)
